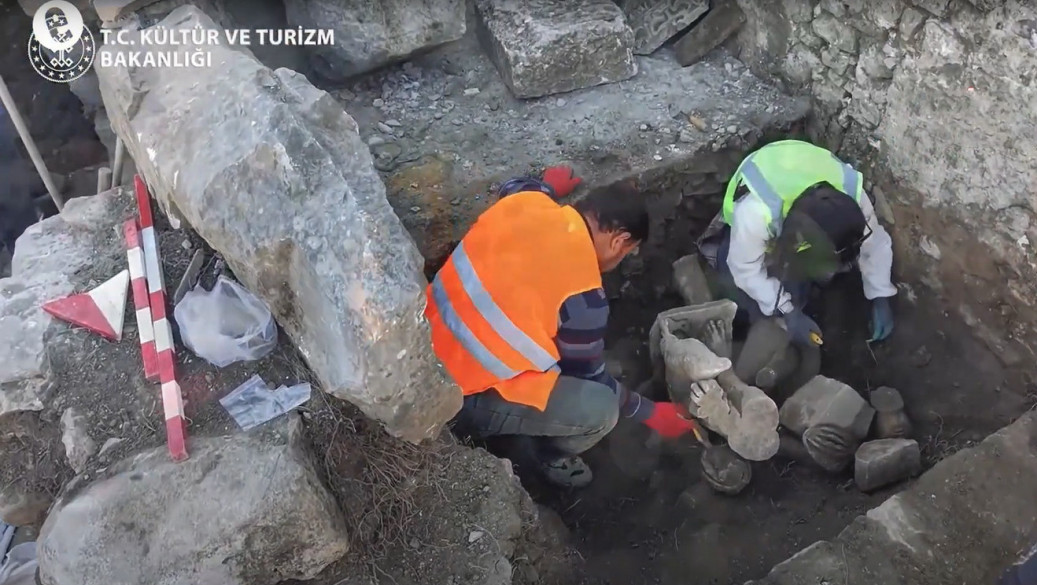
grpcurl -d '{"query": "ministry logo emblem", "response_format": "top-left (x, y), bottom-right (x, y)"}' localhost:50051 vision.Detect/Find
top-left (28, 1), bottom-right (96, 83)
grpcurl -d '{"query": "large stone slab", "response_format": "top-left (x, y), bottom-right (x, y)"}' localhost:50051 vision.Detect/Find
top-left (617, 0), bottom-right (709, 55)
top-left (284, 0), bottom-right (466, 81)
top-left (38, 416), bottom-right (349, 585)
top-left (475, 0), bottom-right (637, 98)
top-left (94, 6), bottom-right (462, 442)
top-left (748, 412), bottom-right (1037, 585)
top-left (1, 190), bottom-right (130, 419)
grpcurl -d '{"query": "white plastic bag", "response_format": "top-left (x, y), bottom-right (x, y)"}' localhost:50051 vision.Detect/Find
top-left (173, 275), bottom-right (277, 367)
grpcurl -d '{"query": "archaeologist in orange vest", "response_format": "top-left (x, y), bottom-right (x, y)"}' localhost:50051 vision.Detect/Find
top-left (426, 166), bottom-right (701, 489)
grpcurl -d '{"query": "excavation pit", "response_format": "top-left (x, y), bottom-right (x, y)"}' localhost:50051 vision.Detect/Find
top-left (513, 158), bottom-right (1034, 585)
top-left (331, 19), bottom-right (1037, 583)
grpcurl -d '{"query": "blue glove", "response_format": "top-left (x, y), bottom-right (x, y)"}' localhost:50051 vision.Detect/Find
top-left (869, 297), bottom-right (894, 342)
top-left (782, 308), bottom-right (822, 346)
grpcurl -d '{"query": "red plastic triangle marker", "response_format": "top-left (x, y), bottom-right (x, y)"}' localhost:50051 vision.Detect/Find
top-left (42, 270), bottom-right (130, 341)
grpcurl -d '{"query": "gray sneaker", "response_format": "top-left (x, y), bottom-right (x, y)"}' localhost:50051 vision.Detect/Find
top-left (541, 456), bottom-right (593, 488)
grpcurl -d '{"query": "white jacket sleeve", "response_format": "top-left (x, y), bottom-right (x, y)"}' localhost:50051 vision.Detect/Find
top-left (857, 192), bottom-right (898, 300)
top-left (727, 198), bottom-right (794, 316)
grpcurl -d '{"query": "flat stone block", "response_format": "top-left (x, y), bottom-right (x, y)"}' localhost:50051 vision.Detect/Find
top-left (855, 438), bottom-right (921, 492)
top-left (617, 0), bottom-right (708, 55)
top-left (674, 0), bottom-right (747, 66)
top-left (284, 0), bottom-right (466, 80)
top-left (779, 375), bottom-right (875, 440)
top-left (475, 0), bottom-right (637, 98)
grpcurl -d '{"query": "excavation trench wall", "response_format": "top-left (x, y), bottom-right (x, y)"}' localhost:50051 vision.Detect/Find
top-left (731, 0), bottom-right (1037, 371)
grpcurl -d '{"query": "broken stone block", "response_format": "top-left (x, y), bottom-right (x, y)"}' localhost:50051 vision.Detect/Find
top-left (617, 0), bottom-right (708, 55)
top-left (59, 408), bottom-right (97, 475)
top-left (870, 386), bottom-right (912, 439)
top-left (854, 438), bottom-right (921, 492)
top-left (37, 416), bottom-right (349, 585)
top-left (779, 375), bottom-right (875, 440)
top-left (95, 6), bottom-right (462, 442)
top-left (674, 0), bottom-right (747, 66)
top-left (284, 0), bottom-right (466, 80)
top-left (474, 0), bottom-right (637, 98)
top-left (672, 253), bottom-right (713, 306)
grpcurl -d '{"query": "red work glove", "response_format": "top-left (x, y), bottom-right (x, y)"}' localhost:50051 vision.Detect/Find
top-left (643, 402), bottom-right (701, 439)
top-left (542, 165), bottom-right (582, 198)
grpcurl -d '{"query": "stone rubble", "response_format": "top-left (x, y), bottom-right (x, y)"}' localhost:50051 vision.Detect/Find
top-left (0, 413), bottom-right (68, 527)
top-left (854, 438), bottom-right (922, 492)
top-left (37, 416), bottom-right (350, 585)
top-left (474, 0), bottom-right (637, 98)
top-left (59, 408), bottom-right (97, 475)
top-left (284, 0), bottom-right (466, 81)
top-left (779, 375), bottom-right (876, 440)
top-left (95, 6), bottom-right (462, 442)
top-left (617, 0), bottom-right (709, 55)
top-left (338, 30), bottom-right (808, 266)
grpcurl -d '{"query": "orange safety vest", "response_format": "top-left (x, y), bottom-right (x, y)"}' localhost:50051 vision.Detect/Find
top-left (425, 191), bottom-right (603, 411)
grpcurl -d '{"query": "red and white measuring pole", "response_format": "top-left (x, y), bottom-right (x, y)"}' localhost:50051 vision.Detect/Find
top-left (123, 219), bottom-right (159, 381)
top-left (133, 175), bottom-right (188, 461)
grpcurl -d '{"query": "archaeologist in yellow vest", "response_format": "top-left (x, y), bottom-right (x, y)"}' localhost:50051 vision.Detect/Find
top-left (699, 139), bottom-right (897, 346)
top-left (426, 167), bottom-right (701, 489)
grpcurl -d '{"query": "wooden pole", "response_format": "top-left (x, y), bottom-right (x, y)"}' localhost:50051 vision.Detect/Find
top-left (110, 137), bottom-right (125, 189)
top-left (0, 74), bottom-right (65, 211)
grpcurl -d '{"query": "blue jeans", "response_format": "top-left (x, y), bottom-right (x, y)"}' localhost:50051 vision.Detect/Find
top-left (452, 376), bottom-right (620, 462)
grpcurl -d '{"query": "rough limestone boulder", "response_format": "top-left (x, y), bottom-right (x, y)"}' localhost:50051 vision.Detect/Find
top-left (475, 0), bottom-right (637, 98)
top-left (284, 0), bottom-right (466, 81)
top-left (37, 416), bottom-right (349, 585)
top-left (94, 6), bottom-right (462, 442)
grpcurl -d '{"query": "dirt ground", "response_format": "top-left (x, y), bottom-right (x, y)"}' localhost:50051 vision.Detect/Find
top-left (507, 269), bottom-right (1035, 585)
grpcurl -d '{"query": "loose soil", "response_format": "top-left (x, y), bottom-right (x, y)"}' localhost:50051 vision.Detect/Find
top-left (516, 270), bottom-right (1033, 585)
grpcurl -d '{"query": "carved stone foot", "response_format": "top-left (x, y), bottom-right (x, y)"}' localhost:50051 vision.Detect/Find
top-left (702, 318), bottom-right (733, 360)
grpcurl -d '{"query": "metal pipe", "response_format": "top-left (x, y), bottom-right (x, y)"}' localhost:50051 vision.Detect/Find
top-left (110, 136), bottom-right (125, 189)
top-left (0, 74), bottom-right (65, 211)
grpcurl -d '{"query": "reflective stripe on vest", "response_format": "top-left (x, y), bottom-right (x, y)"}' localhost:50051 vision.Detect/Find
top-left (431, 241), bottom-right (561, 379)
top-left (426, 191), bottom-right (602, 409)
top-left (723, 140), bottom-right (863, 234)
